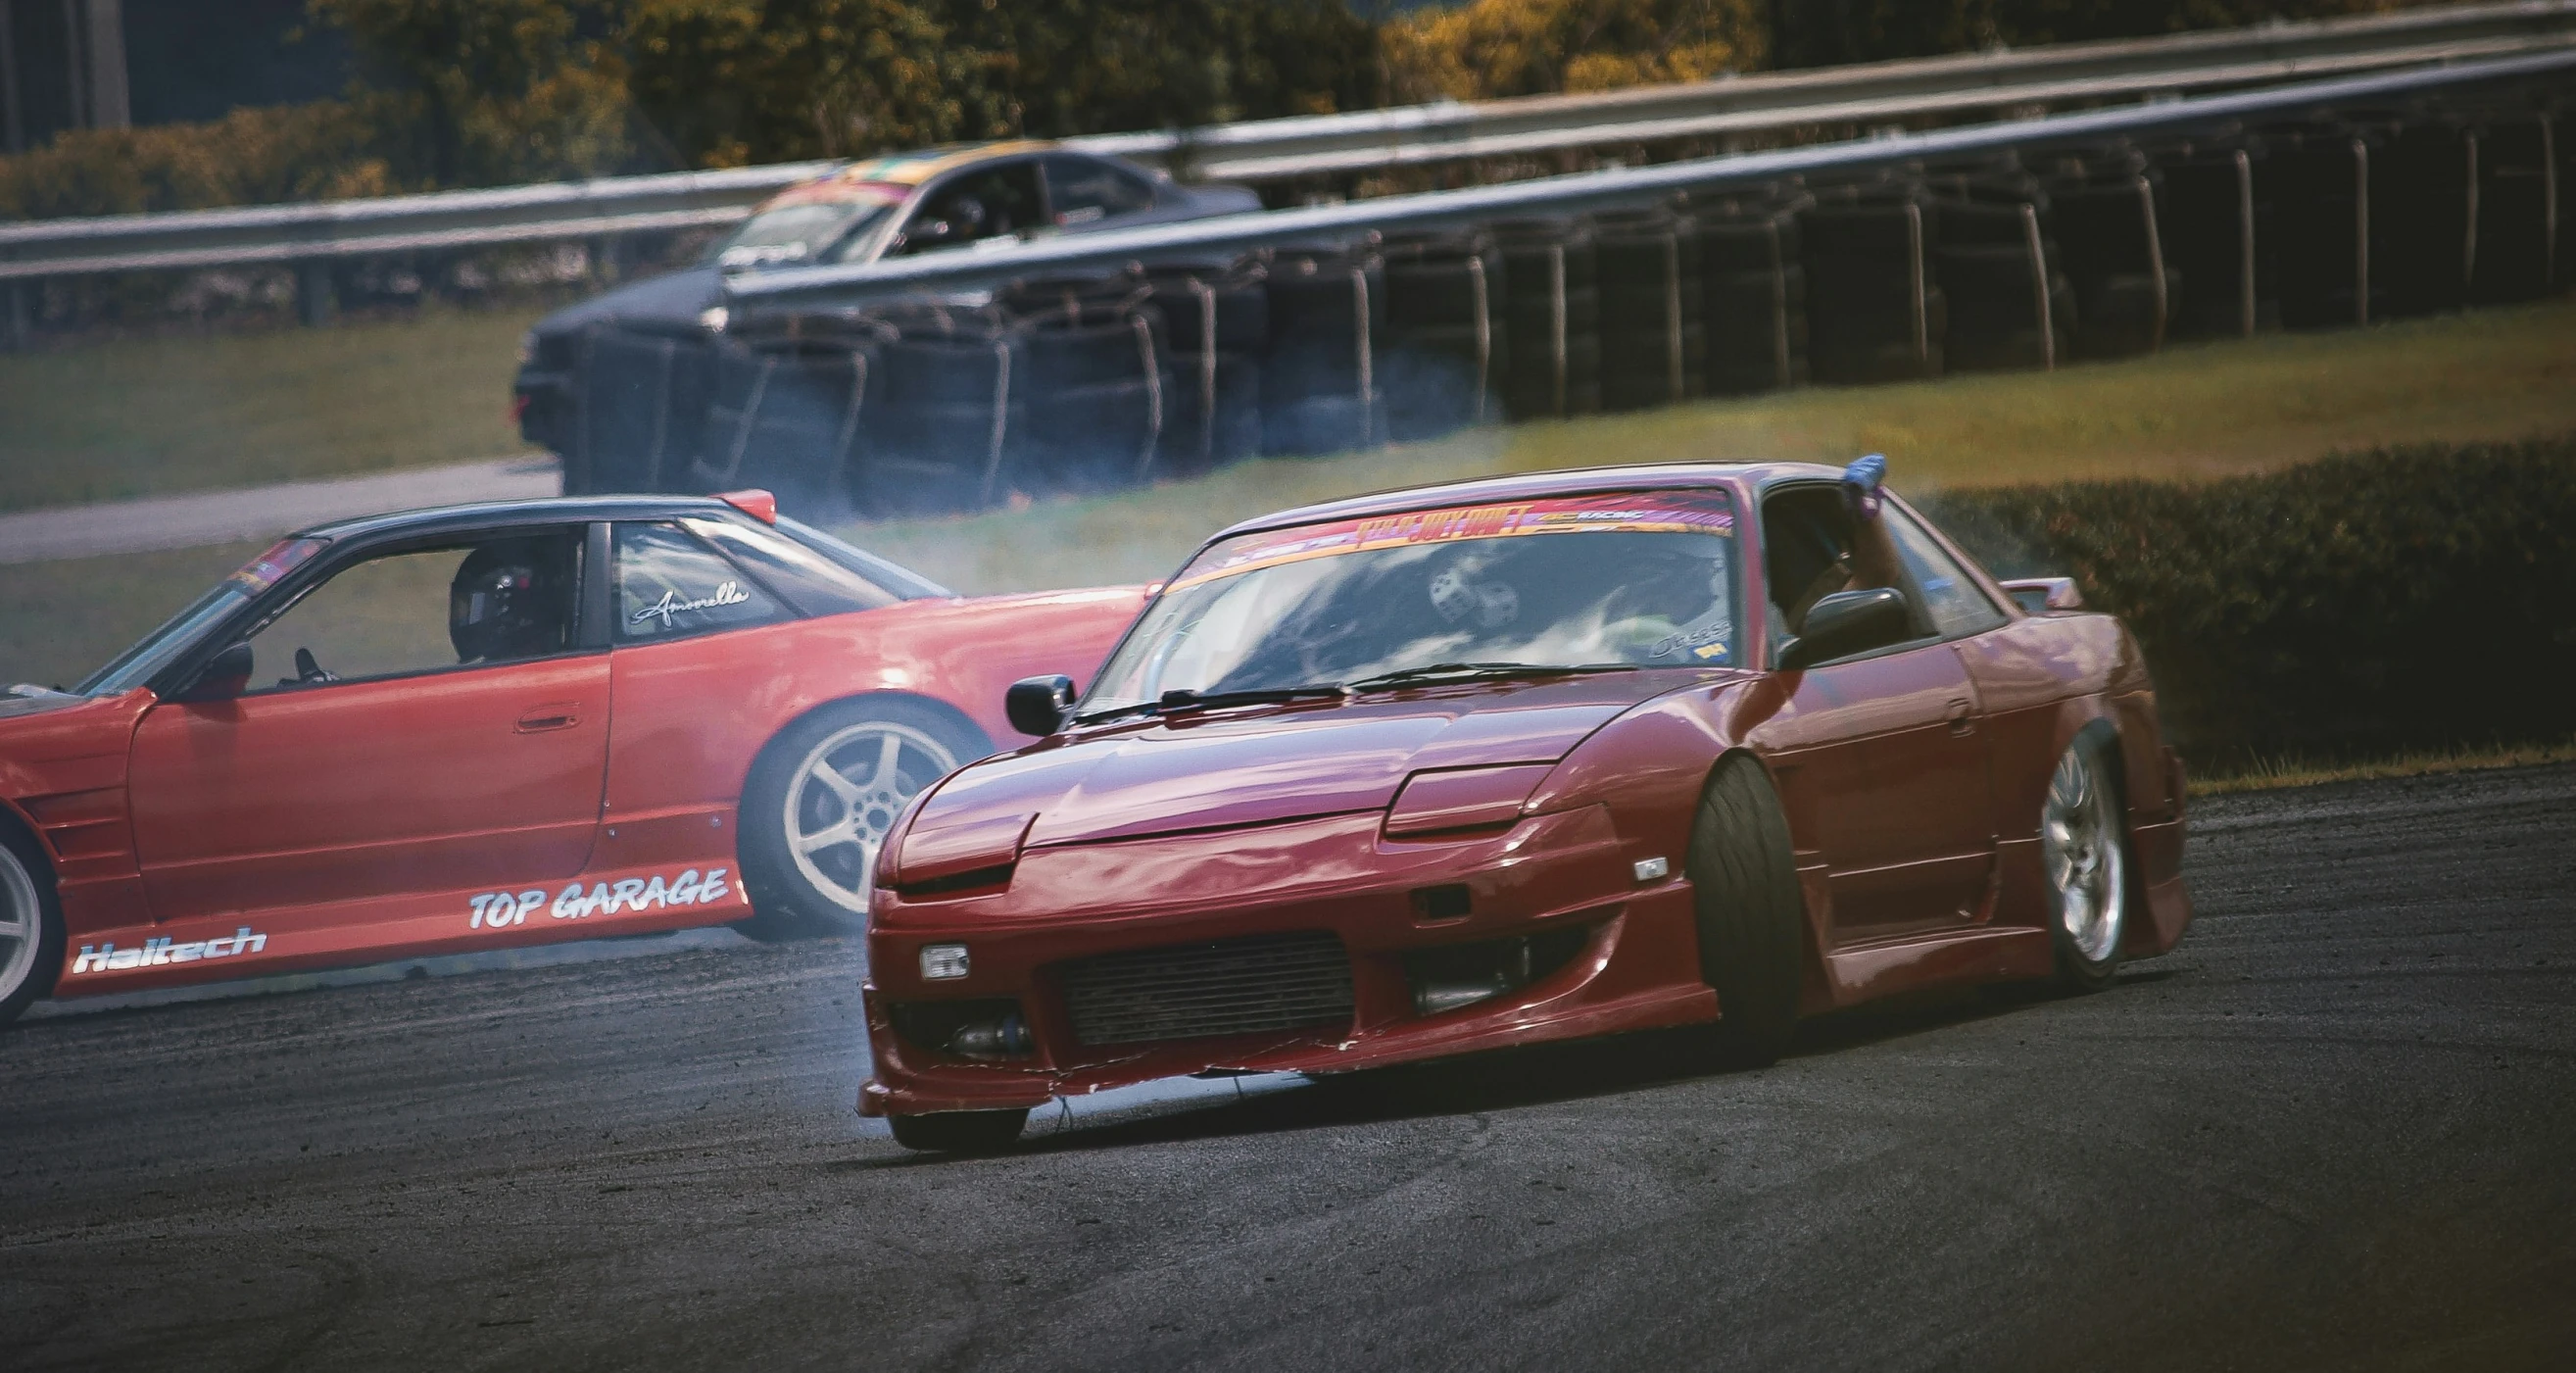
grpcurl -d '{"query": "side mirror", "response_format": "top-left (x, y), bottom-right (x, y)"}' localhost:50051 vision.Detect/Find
top-left (1777, 588), bottom-right (1910, 671)
top-left (174, 641), bottom-right (254, 703)
top-left (1999, 576), bottom-right (2083, 614)
top-left (1005, 674), bottom-right (1077, 737)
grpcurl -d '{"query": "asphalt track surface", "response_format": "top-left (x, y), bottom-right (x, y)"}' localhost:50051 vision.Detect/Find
top-left (4, 764), bottom-right (2571, 1372)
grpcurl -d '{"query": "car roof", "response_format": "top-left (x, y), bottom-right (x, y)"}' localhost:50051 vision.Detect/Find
top-left (760, 139), bottom-right (1062, 211)
top-left (1208, 462), bottom-right (1847, 541)
top-left (290, 494), bottom-right (752, 544)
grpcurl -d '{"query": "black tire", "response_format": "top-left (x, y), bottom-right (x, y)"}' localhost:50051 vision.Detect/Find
top-left (0, 823), bottom-right (66, 1029)
top-left (736, 698), bottom-right (992, 942)
top-left (889, 1107), bottom-right (1029, 1153)
top-left (1685, 755), bottom-right (1808, 1067)
top-left (2044, 729), bottom-right (2137, 993)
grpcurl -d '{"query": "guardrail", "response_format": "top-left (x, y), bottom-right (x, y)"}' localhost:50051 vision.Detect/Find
top-left (727, 46), bottom-right (2576, 316)
top-left (1, 2), bottom-right (2571, 313)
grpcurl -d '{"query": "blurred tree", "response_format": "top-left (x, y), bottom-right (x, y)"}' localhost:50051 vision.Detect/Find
top-left (1767, 1), bottom-right (2413, 70)
top-left (306, 0), bottom-right (636, 184)
top-left (1384, 0), bottom-right (1766, 101)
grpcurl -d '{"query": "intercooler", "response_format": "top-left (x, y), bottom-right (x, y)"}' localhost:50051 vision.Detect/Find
top-left (1053, 931), bottom-right (1356, 1048)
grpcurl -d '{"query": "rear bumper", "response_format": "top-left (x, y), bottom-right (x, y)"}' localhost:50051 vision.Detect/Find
top-left (858, 807), bottom-right (1717, 1116)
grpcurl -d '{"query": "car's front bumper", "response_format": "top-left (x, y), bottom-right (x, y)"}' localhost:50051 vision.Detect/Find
top-left (858, 805), bottom-right (1718, 1117)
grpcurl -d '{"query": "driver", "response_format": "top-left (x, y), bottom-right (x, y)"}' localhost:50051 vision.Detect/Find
top-left (450, 539), bottom-right (571, 663)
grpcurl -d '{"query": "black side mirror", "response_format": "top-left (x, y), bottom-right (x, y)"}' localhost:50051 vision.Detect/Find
top-left (175, 641), bottom-right (254, 703)
top-left (1005, 674), bottom-right (1077, 737)
top-left (1777, 588), bottom-right (1911, 671)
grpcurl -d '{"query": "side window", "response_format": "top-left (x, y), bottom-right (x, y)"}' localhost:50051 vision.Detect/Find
top-left (681, 517), bottom-right (899, 616)
top-left (247, 531), bottom-right (579, 690)
top-left (1043, 155), bottom-right (1155, 226)
top-left (614, 523), bottom-right (785, 643)
top-left (1880, 504), bottom-right (2008, 639)
top-left (893, 163), bottom-right (1045, 256)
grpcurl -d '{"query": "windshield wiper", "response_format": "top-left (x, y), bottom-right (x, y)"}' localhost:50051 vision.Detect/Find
top-left (1342, 662), bottom-right (1640, 692)
top-left (1071, 684), bottom-right (1344, 725)
top-left (1155, 685), bottom-right (1347, 713)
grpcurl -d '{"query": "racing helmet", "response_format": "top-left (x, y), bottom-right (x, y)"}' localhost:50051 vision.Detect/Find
top-left (450, 539), bottom-right (568, 663)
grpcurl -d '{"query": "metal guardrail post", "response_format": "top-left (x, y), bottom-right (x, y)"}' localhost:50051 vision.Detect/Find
top-left (4, 282), bottom-right (27, 352)
top-left (296, 260), bottom-right (335, 326)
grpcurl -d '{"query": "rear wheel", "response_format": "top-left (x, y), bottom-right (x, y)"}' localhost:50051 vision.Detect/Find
top-left (737, 699), bottom-right (990, 942)
top-left (0, 827), bottom-right (65, 1028)
top-left (889, 1108), bottom-right (1029, 1153)
top-left (2043, 731), bottom-right (2132, 992)
top-left (1685, 755), bottom-right (1809, 1067)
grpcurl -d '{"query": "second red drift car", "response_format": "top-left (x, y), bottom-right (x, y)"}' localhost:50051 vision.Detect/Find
top-left (861, 460), bottom-right (2192, 1152)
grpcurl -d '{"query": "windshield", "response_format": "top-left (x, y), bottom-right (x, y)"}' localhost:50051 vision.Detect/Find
top-left (75, 537), bottom-right (327, 695)
top-left (1082, 491), bottom-right (1740, 719)
top-left (710, 199), bottom-right (899, 270)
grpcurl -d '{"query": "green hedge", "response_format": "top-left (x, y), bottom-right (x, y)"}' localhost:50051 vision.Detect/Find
top-left (1920, 437), bottom-right (2576, 765)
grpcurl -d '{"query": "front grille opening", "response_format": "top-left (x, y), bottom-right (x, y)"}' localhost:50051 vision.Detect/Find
top-left (1410, 884), bottom-right (1473, 921)
top-left (1054, 931), bottom-right (1355, 1048)
top-left (887, 997), bottom-right (1035, 1060)
top-left (1405, 926), bottom-right (1590, 1016)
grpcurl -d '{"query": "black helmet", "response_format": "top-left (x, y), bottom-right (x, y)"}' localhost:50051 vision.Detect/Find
top-left (450, 539), bottom-right (567, 663)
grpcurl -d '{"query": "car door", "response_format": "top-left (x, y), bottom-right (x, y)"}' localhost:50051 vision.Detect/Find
top-left (889, 159), bottom-right (1047, 256)
top-left (126, 525), bottom-right (610, 923)
top-left (1749, 484), bottom-right (1998, 940)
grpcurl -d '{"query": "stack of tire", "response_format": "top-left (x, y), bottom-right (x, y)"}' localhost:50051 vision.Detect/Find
top-left (1379, 229), bottom-right (1507, 441)
top-left (2359, 107), bottom-right (2481, 318)
top-left (1589, 207), bottom-right (1705, 413)
top-left (1002, 278), bottom-right (1176, 493)
top-left (2152, 130), bottom-right (2267, 338)
top-left (1928, 172), bottom-right (2080, 372)
top-left (2463, 101), bottom-right (2561, 304)
top-left (1683, 186), bottom-right (1811, 395)
top-left (2040, 145), bottom-right (2181, 359)
top-left (1142, 258), bottom-right (1268, 473)
top-left (2258, 118), bottom-right (2382, 327)
top-left (1487, 219), bottom-right (1601, 418)
top-left (1259, 246), bottom-right (1387, 456)
top-left (692, 316), bottom-right (886, 515)
top-left (568, 320), bottom-right (717, 496)
top-left (1799, 180), bottom-right (1945, 383)
top-left (860, 303), bottom-right (1025, 515)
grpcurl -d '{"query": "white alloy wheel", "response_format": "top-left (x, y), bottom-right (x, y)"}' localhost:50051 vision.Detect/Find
top-left (782, 719), bottom-right (961, 914)
top-left (0, 842), bottom-right (45, 1009)
top-left (2041, 740), bottom-right (2129, 968)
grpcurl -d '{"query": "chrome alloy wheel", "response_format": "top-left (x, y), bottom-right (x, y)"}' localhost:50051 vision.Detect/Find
top-left (0, 843), bottom-right (41, 1006)
top-left (782, 720), bottom-right (960, 915)
top-left (2041, 742), bottom-right (2129, 965)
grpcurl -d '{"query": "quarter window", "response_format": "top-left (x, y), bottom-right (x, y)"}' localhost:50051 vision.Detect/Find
top-left (1043, 155), bottom-right (1155, 226)
top-left (1880, 504), bottom-right (2008, 639)
top-left (613, 523), bottom-right (784, 642)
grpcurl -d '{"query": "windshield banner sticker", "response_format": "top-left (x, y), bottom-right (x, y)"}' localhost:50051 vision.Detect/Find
top-left (1175, 491), bottom-right (1735, 591)
top-left (222, 538), bottom-right (328, 596)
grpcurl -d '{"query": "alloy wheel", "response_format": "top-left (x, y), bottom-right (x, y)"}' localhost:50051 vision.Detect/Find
top-left (782, 720), bottom-right (959, 915)
top-left (2041, 743), bottom-right (2128, 965)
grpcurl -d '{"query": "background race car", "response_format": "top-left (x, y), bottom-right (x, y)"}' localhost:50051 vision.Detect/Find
top-left (860, 459), bottom-right (2192, 1151)
top-left (0, 491), bottom-right (1141, 1025)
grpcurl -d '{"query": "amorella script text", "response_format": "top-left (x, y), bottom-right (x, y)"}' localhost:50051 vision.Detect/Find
top-left (468, 867), bottom-right (733, 929)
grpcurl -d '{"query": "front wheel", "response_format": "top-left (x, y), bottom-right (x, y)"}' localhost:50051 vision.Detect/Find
top-left (0, 828), bottom-right (66, 1028)
top-left (889, 1108), bottom-right (1029, 1153)
top-left (1685, 755), bottom-right (1809, 1067)
top-left (736, 699), bottom-right (990, 942)
top-left (2042, 732), bottom-right (2133, 992)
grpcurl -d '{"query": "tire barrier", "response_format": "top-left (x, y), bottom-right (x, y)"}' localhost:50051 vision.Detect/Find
top-left (560, 75), bottom-right (2568, 516)
top-left (1801, 183), bottom-right (1946, 384)
top-left (1589, 208), bottom-right (1705, 413)
top-left (1489, 219), bottom-right (1602, 419)
top-left (1379, 230), bottom-right (1506, 442)
top-left (1144, 259), bottom-right (1269, 474)
top-left (1684, 188), bottom-right (1811, 395)
top-left (1258, 247), bottom-right (1388, 458)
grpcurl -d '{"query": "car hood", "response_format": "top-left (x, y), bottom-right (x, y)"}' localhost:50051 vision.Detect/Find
top-left (527, 265), bottom-right (726, 340)
top-left (897, 672), bottom-right (1706, 869)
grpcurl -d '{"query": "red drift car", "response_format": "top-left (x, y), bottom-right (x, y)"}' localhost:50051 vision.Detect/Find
top-left (861, 461), bottom-right (2193, 1152)
top-left (0, 491), bottom-right (1140, 1025)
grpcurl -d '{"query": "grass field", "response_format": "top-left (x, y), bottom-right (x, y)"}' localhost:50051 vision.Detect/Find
top-left (4, 297), bottom-right (2571, 694)
top-left (0, 304), bottom-right (548, 512)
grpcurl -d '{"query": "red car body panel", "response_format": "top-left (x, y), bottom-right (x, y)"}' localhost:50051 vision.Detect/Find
top-left (859, 463), bottom-right (2193, 1116)
top-left (0, 504), bottom-right (1142, 1003)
